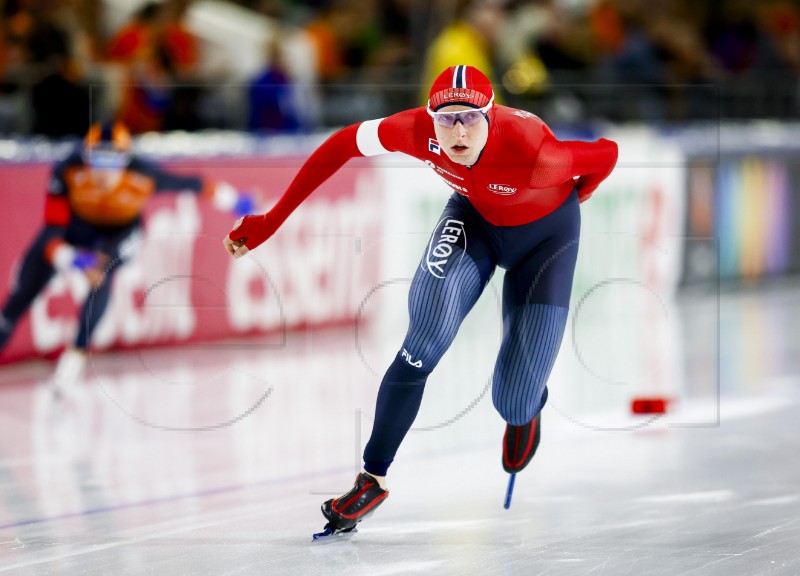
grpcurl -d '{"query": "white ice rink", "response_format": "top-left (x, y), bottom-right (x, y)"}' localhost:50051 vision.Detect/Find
top-left (1, 282), bottom-right (799, 575)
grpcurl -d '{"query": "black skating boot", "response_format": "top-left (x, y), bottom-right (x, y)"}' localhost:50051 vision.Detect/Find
top-left (502, 414), bottom-right (541, 474)
top-left (321, 472), bottom-right (388, 531)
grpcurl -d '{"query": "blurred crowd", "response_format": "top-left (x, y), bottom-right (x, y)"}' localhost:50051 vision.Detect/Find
top-left (1, 0), bottom-right (799, 137)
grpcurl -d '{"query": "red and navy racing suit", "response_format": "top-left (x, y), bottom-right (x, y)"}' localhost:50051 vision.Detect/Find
top-left (233, 104), bottom-right (618, 476)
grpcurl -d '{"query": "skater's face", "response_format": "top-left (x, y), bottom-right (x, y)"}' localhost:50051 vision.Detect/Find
top-left (82, 145), bottom-right (129, 188)
top-left (432, 105), bottom-right (489, 166)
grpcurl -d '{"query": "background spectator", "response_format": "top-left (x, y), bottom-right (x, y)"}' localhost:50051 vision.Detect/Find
top-left (159, 0), bottom-right (203, 131)
top-left (302, 2), bottom-right (355, 83)
top-left (0, 0), bottom-right (799, 137)
top-left (106, 1), bottom-right (173, 134)
top-left (421, 0), bottom-right (508, 105)
top-left (29, 18), bottom-right (91, 137)
top-left (247, 33), bottom-right (303, 133)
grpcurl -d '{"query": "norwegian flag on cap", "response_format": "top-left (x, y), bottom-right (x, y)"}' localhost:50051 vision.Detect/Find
top-left (428, 65), bottom-right (495, 112)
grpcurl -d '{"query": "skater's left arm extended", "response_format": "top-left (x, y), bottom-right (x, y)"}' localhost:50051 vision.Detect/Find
top-left (224, 110), bottom-right (419, 258)
top-left (131, 158), bottom-right (206, 195)
top-left (132, 157), bottom-right (257, 216)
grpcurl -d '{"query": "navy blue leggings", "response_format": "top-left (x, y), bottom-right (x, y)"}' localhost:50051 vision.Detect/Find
top-left (363, 190), bottom-right (580, 476)
top-left (0, 218), bottom-right (138, 353)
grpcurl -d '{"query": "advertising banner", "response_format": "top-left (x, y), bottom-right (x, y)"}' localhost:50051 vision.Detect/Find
top-left (683, 154), bottom-right (797, 283)
top-left (673, 123), bottom-right (800, 285)
top-left (0, 155), bottom-right (381, 364)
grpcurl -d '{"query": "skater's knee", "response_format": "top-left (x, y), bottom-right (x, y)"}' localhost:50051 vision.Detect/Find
top-left (384, 353), bottom-right (430, 385)
top-left (401, 322), bottom-right (457, 371)
top-left (30, 227), bottom-right (65, 257)
top-left (492, 382), bottom-right (547, 426)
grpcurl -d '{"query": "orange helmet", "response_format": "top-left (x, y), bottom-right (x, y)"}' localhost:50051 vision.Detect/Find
top-left (82, 121), bottom-right (132, 169)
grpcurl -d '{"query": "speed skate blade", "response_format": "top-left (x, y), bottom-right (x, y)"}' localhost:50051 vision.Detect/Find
top-left (311, 525), bottom-right (358, 543)
top-left (504, 473), bottom-right (516, 509)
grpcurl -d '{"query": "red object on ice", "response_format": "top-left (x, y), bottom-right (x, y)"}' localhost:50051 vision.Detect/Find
top-left (631, 397), bottom-right (669, 414)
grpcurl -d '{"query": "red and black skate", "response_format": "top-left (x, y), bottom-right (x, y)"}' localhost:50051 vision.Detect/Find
top-left (312, 472), bottom-right (389, 542)
top-left (502, 415), bottom-right (541, 509)
top-left (503, 414), bottom-right (541, 474)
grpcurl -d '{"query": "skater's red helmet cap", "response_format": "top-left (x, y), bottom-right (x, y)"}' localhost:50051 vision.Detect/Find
top-left (428, 65), bottom-right (494, 112)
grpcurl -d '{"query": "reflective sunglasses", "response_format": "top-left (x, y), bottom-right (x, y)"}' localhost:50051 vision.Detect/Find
top-left (429, 109), bottom-right (487, 128)
top-left (427, 96), bottom-right (493, 128)
top-left (82, 148), bottom-right (130, 170)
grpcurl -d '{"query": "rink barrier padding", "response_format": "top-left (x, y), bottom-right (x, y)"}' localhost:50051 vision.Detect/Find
top-left (0, 141), bottom-right (381, 364)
